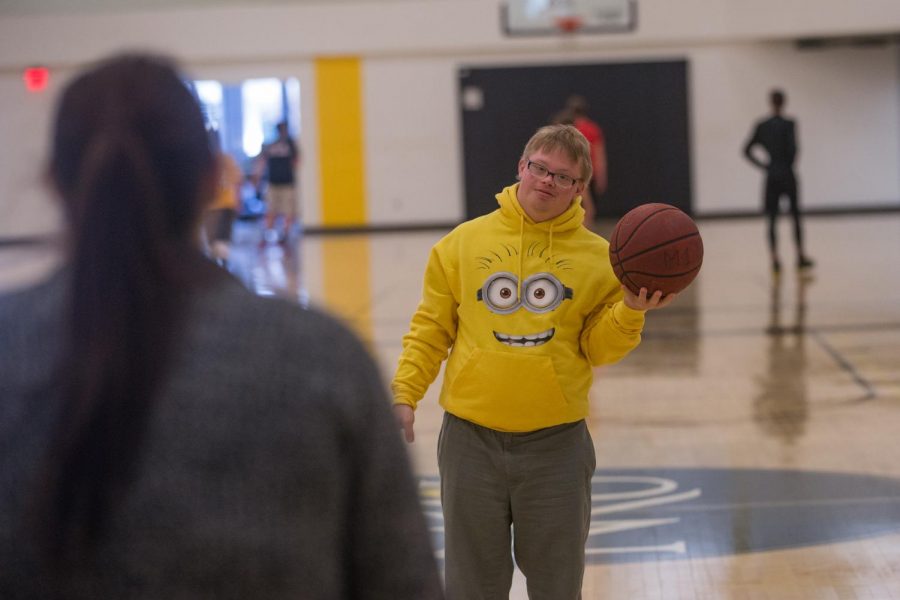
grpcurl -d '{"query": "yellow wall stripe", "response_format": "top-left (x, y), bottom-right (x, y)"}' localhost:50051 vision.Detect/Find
top-left (315, 57), bottom-right (366, 226)
top-left (322, 236), bottom-right (373, 346)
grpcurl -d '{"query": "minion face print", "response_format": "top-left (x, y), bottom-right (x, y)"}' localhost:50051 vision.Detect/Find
top-left (474, 242), bottom-right (574, 348)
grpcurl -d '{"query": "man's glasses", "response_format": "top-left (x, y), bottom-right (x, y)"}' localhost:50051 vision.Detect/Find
top-left (526, 160), bottom-right (580, 189)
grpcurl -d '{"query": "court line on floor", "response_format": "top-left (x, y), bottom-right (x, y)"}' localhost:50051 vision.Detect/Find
top-left (638, 494), bottom-right (900, 513)
top-left (640, 320), bottom-right (900, 339)
top-left (810, 330), bottom-right (878, 401)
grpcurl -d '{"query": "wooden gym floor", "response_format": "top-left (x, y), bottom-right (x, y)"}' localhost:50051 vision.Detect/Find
top-left (2, 212), bottom-right (899, 599)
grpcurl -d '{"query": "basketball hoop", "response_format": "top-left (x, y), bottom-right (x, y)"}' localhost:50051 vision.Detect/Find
top-left (501, 0), bottom-right (637, 37)
top-left (554, 14), bottom-right (584, 34)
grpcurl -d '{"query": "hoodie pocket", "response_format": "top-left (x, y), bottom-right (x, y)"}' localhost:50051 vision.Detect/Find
top-left (447, 348), bottom-right (568, 431)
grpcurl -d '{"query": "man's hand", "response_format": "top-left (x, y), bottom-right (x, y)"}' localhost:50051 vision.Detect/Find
top-left (393, 404), bottom-right (416, 443)
top-left (622, 285), bottom-right (678, 311)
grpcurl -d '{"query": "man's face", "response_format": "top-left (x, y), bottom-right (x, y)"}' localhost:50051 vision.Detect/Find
top-left (516, 148), bottom-right (584, 223)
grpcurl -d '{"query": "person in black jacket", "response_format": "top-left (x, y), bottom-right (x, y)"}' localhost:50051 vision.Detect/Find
top-left (744, 89), bottom-right (814, 275)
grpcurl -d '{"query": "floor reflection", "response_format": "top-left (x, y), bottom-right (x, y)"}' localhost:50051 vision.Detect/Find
top-left (225, 219), bottom-right (307, 305)
top-left (754, 274), bottom-right (812, 444)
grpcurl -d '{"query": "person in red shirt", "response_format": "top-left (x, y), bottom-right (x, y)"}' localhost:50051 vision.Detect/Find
top-left (565, 95), bottom-right (607, 226)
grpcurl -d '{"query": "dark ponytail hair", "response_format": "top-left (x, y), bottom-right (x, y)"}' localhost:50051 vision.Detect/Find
top-left (36, 54), bottom-right (215, 563)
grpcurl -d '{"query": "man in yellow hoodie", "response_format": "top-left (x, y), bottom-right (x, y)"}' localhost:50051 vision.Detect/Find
top-left (392, 124), bottom-right (676, 599)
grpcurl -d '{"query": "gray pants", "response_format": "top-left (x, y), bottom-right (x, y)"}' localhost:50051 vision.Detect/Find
top-left (438, 412), bottom-right (596, 600)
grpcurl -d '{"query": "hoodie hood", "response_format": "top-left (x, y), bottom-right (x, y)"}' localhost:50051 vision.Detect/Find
top-left (495, 183), bottom-right (585, 233)
top-left (495, 183), bottom-right (585, 298)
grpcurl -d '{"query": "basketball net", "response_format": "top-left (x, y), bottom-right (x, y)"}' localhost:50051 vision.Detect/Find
top-left (550, 0), bottom-right (584, 34)
top-left (554, 14), bottom-right (584, 33)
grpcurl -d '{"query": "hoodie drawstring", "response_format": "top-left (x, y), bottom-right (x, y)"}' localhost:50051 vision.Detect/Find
top-left (518, 212), bottom-right (558, 297)
top-left (518, 213), bottom-right (524, 298)
top-left (548, 222), bottom-right (555, 266)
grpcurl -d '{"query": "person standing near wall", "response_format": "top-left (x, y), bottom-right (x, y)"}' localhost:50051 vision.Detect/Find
top-left (565, 95), bottom-right (607, 226)
top-left (257, 121), bottom-right (299, 245)
top-left (743, 89), bottom-right (814, 275)
top-left (392, 124), bottom-right (676, 599)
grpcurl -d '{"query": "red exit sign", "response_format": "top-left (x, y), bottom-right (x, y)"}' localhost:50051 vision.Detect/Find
top-left (23, 67), bottom-right (50, 92)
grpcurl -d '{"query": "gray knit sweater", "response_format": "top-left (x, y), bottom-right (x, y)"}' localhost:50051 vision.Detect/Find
top-left (0, 269), bottom-right (442, 599)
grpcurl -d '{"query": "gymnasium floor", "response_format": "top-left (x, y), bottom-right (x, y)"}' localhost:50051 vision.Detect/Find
top-left (229, 213), bottom-right (900, 599)
top-left (2, 212), bottom-right (899, 598)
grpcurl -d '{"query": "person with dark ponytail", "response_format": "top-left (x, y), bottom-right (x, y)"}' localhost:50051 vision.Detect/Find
top-left (0, 53), bottom-right (442, 599)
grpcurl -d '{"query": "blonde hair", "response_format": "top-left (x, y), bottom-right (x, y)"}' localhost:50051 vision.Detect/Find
top-left (521, 124), bottom-right (592, 184)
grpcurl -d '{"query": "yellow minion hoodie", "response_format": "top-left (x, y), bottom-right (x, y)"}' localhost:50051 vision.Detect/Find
top-left (392, 184), bottom-right (646, 432)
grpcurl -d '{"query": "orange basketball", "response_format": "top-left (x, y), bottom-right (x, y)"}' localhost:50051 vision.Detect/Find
top-left (609, 203), bottom-right (703, 296)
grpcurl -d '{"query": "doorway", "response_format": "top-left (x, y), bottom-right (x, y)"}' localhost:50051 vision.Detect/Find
top-left (459, 60), bottom-right (691, 219)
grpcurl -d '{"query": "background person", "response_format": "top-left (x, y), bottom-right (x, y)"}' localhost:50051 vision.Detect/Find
top-left (743, 88), bottom-right (814, 274)
top-left (565, 95), bottom-right (607, 226)
top-left (255, 121), bottom-right (300, 245)
top-left (202, 129), bottom-right (242, 267)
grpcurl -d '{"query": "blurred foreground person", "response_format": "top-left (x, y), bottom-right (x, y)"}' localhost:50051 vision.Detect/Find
top-left (0, 53), bottom-right (442, 600)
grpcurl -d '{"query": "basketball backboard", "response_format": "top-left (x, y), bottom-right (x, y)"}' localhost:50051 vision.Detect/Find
top-left (501, 0), bottom-right (637, 36)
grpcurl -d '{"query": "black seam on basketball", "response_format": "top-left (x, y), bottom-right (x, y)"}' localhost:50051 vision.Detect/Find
top-left (620, 265), bottom-right (702, 278)
top-left (616, 231), bottom-right (701, 264)
top-left (612, 227), bottom-right (623, 272)
top-left (612, 226), bottom-right (637, 291)
top-left (612, 206), bottom-right (679, 252)
top-left (623, 272), bottom-right (642, 294)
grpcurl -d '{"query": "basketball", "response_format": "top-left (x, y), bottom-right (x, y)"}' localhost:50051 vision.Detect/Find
top-left (609, 203), bottom-right (703, 297)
